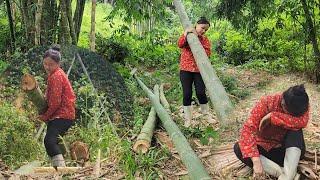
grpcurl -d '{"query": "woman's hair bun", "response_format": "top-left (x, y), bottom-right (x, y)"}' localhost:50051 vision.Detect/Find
top-left (51, 44), bottom-right (61, 52)
top-left (197, 17), bottom-right (210, 26)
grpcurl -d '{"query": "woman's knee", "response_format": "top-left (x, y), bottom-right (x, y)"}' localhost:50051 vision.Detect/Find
top-left (44, 134), bottom-right (57, 147)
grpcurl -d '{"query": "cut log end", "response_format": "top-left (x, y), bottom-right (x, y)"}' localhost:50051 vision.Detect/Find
top-left (133, 140), bottom-right (150, 154)
top-left (21, 74), bottom-right (37, 91)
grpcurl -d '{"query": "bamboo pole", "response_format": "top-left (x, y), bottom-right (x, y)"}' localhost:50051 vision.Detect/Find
top-left (133, 85), bottom-right (159, 153)
top-left (132, 72), bottom-right (211, 180)
top-left (173, 0), bottom-right (233, 126)
top-left (160, 83), bottom-right (170, 112)
top-left (21, 74), bottom-right (47, 114)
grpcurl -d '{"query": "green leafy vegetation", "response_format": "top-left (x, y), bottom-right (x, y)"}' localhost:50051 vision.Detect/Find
top-left (0, 103), bottom-right (45, 168)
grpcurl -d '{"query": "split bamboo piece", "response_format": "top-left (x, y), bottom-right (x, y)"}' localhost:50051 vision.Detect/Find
top-left (133, 85), bottom-right (159, 153)
top-left (21, 74), bottom-right (47, 114)
top-left (133, 72), bottom-right (211, 180)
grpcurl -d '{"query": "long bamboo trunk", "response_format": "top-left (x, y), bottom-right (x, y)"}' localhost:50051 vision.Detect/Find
top-left (5, 0), bottom-right (15, 51)
top-left (21, 74), bottom-right (47, 114)
top-left (160, 83), bottom-right (170, 112)
top-left (133, 72), bottom-right (211, 180)
top-left (66, 0), bottom-right (77, 45)
top-left (34, 0), bottom-right (44, 45)
top-left (58, 0), bottom-right (71, 45)
top-left (73, 0), bottom-right (85, 43)
top-left (133, 85), bottom-right (159, 153)
top-left (173, 0), bottom-right (233, 126)
top-left (90, 0), bottom-right (96, 51)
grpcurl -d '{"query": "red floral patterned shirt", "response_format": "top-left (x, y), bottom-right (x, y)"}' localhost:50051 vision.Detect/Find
top-left (40, 67), bottom-right (76, 121)
top-left (178, 34), bottom-right (211, 72)
top-left (239, 94), bottom-right (309, 158)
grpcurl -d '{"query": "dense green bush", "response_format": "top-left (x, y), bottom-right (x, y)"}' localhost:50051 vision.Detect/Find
top-left (223, 30), bottom-right (253, 65)
top-left (0, 103), bottom-right (44, 168)
top-left (96, 34), bottom-right (130, 64)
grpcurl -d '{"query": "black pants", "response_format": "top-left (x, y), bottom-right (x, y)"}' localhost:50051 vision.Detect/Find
top-left (234, 129), bottom-right (306, 167)
top-left (180, 70), bottom-right (208, 106)
top-left (44, 119), bottom-right (74, 157)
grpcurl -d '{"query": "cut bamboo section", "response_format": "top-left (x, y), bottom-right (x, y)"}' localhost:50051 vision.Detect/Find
top-left (133, 72), bottom-right (211, 180)
top-left (33, 167), bottom-right (82, 174)
top-left (173, 0), bottom-right (233, 126)
top-left (21, 74), bottom-right (47, 114)
top-left (133, 85), bottom-right (160, 153)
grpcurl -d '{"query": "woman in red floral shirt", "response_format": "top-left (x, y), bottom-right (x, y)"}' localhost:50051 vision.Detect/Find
top-left (234, 85), bottom-right (309, 179)
top-left (39, 45), bottom-right (76, 168)
top-left (178, 17), bottom-right (212, 127)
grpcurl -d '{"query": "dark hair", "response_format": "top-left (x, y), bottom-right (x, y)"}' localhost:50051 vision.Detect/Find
top-left (197, 17), bottom-right (210, 26)
top-left (283, 84), bottom-right (309, 116)
top-left (43, 44), bottom-right (61, 63)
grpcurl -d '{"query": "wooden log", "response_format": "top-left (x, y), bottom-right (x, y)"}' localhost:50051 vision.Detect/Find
top-left (21, 74), bottom-right (47, 114)
top-left (33, 167), bottom-right (82, 174)
top-left (133, 85), bottom-right (159, 153)
top-left (133, 72), bottom-right (211, 180)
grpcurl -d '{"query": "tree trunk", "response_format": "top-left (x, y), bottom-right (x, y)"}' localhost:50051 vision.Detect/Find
top-left (20, 0), bottom-right (29, 43)
top-left (27, 0), bottom-right (36, 45)
top-left (66, 0), bottom-right (77, 45)
top-left (133, 85), bottom-right (159, 154)
top-left (34, 0), bottom-right (44, 45)
top-left (90, 0), bottom-right (96, 51)
top-left (133, 73), bottom-right (211, 180)
top-left (73, 0), bottom-right (85, 43)
top-left (58, 0), bottom-right (71, 45)
top-left (41, 0), bottom-right (58, 45)
top-left (173, 0), bottom-right (233, 126)
top-left (21, 74), bottom-right (47, 115)
top-left (5, 0), bottom-right (15, 51)
top-left (300, 0), bottom-right (320, 83)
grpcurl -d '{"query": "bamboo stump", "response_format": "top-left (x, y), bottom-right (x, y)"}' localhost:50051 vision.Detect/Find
top-left (21, 74), bottom-right (47, 114)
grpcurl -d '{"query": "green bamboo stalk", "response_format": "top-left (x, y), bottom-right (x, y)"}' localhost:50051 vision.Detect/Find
top-left (160, 83), bottom-right (170, 112)
top-left (173, 0), bottom-right (233, 126)
top-left (133, 73), bottom-right (211, 180)
top-left (133, 84), bottom-right (159, 153)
